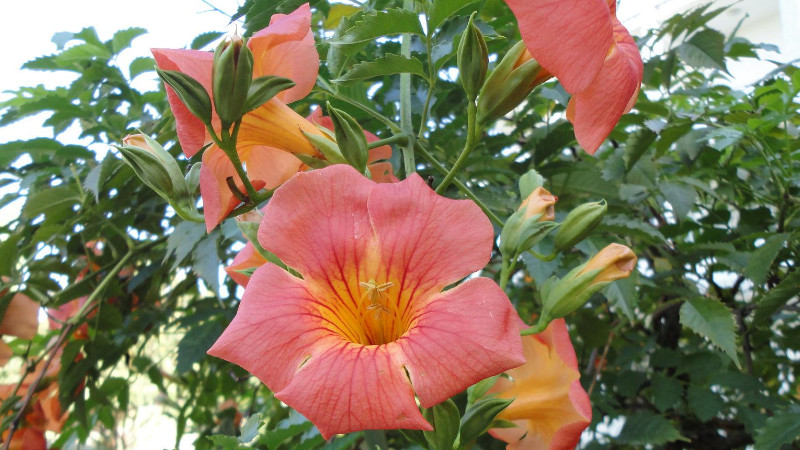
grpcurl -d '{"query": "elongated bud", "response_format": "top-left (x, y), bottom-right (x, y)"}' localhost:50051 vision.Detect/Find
top-left (459, 397), bottom-right (515, 444)
top-left (122, 134), bottom-right (189, 199)
top-left (539, 244), bottom-right (637, 323)
top-left (328, 104), bottom-right (369, 172)
top-left (458, 13), bottom-right (488, 102)
top-left (301, 129), bottom-right (347, 165)
top-left (213, 36), bottom-right (254, 128)
top-left (500, 187), bottom-right (558, 257)
top-left (156, 68), bottom-right (212, 125)
top-left (185, 163), bottom-right (201, 196)
top-left (554, 200), bottom-right (607, 251)
top-left (119, 139), bottom-right (176, 199)
top-left (477, 42), bottom-right (552, 124)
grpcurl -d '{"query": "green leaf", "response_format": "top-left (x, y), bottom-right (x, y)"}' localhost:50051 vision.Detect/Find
top-left (460, 397), bottom-right (514, 443)
top-left (83, 154), bottom-right (119, 202)
top-left (239, 414), bottom-right (263, 443)
top-left (467, 375), bottom-right (498, 405)
top-left (332, 8), bottom-right (424, 51)
top-left (264, 412), bottom-right (314, 450)
top-left (677, 29), bottom-right (728, 72)
top-left (22, 185), bottom-right (81, 219)
top-left (651, 373), bottom-right (682, 412)
top-left (423, 399), bottom-right (460, 450)
top-left (659, 180), bottom-right (696, 219)
top-left (680, 297), bottom-right (741, 368)
top-left (334, 54), bottom-right (428, 83)
top-left (207, 434), bottom-right (241, 450)
top-left (324, 4), bottom-right (360, 30)
top-left (754, 270), bottom-right (800, 323)
top-left (601, 215), bottom-right (666, 243)
top-left (110, 27), bottom-right (147, 54)
top-left (623, 128), bottom-right (657, 170)
top-left (0, 138), bottom-right (91, 167)
top-left (176, 321), bottom-right (223, 374)
top-left (166, 221), bottom-right (206, 268)
top-left (617, 413), bottom-right (686, 445)
top-left (687, 385), bottom-right (723, 422)
top-left (129, 57), bottom-right (155, 79)
top-left (193, 235), bottom-right (221, 295)
top-left (429, 0), bottom-right (479, 30)
top-left (604, 276), bottom-right (636, 322)
top-left (754, 411), bottom-right (800, 450)
top-left (745, 233), bottom-right (790, 286)
top-left (191, 31), bottom-right (224, 50)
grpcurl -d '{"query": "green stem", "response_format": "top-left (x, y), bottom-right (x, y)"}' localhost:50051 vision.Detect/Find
top-left (436, 101), bottom-right (480, 193)
top-left (418, 17), bottom-right (436, 139)
top-left (499, 257), bottom-right (517, 291)
top-left (528, 249), bottom-right (557, 261)
top-left (369, 134), bottom-right (409, 149)
top-left (400, 0), bottom-right (416, 176)
top-left (205, 123), bottom-right (260, 202)
top-left (414, 141), bottom-right (503, 226)
top-left (520, 321), bottom-right (548, 336)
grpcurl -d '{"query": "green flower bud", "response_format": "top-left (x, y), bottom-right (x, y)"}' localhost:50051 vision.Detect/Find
top-left (500, 187), bottom-right (558, 257)
top-left (213, 36), bottom-right (254, 128)
top-left (301, 129), bottom-right (347, 165)
top-left (540, 244), bottom-right (637, 323)
top-left (120, 134), bottom-right (189, 200)
top-left (459, 397), bottom-right (514, 444)
top-left (185, 162), bottom-right (201, 196)
top-left (156, 68), bottom-right (213, 125)
top-left (554, 200), bottom-right (607, 251)
top-left (328, 104), bottom-right (369, 172)
top-left (477, 41), bottom-right (551, 124)
top-left (458, 14), bottom-right (488, 102)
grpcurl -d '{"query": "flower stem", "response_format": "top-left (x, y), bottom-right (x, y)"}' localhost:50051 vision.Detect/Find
top-left (414, 141), bottom-right (503, 226)
top-left (368, 134), bottom-right (409, 149)
top-left (400, 0), bottom-right (416, 176)
top-left (499, 257), bottom-right (517, 291)
top-left (205, 123), bottom-right (260, 203)
top-left (435, 101), bottom-right (480, 193)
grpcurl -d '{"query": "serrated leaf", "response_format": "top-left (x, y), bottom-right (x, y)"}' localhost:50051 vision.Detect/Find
top-left (677, 29), bottom-right (727, 72)
top-left (332, 8), bottom-right (423, 51)
top-left (111, 27), bottom-right (147, 54)
top-left (618, 413), bottom-right (686, 445)
top-left (207, 434), bottom-right (241, 450)
top-left (324, 4), bottom-right (360, 30)
top-left (166, 221), bottom-right (206, 268)
top-left (604, 276), bottom-right (637, 321)
top-left (601, 215), bottom-right (666, 243)
top-left (83, 154), bottom-right (119, 201)
top-left (651, 373), bottom-right (682, 412)
top-left (745, 233), bottom-right (790, 286)
top-left (239, 414), bottom-right (263, 443)
top-left (429, 0), bottom-right (479, 30)
top-left (0, 138), bottom-right (91, 167)
top-left (334, 54), bottom-right (427, 83)
top-left (22, 185), bottom-right (81, 219)
top-left (191, 31), bottom-right (224, 50)
top-left (754, 411), bottom-right (800, 450)
top-left (129, 57), bottom-right (155, 79)
top-left (680, 297), bottom-right (740, 368)
top-left (623, 128), bottom-right (657, 170)
top-left (687, 385), bottom-right (723, 422)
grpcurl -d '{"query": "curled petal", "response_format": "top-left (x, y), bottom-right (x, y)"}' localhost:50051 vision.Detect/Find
top-left (225, 242), bottom-right (267, 287)
top-left (249, 3), bottom-right (318, 103)
top-left (503, 0), bottom-right (613, 93)
top-left (566, 20), bottom-right (643, 154)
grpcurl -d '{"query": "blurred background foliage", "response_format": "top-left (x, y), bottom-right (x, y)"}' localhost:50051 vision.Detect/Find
top-left (0, 0), bottom-right (798, 448)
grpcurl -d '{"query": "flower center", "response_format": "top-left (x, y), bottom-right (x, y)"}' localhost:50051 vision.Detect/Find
top-left (316, 278), bottom-right (415, 346)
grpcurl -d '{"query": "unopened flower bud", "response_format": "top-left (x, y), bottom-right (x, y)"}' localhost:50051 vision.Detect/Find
top-left (156, 68), bottom-right (212, 125)
top-left (500, 187), bottom-right (559, 257)
top-left (554, 200), bottom-right (607, 251)
top-left (328, 104), bottom-right (369, 172)
top-left (213, 36), bottom-right (254, 128)
top-left (458, 14), bottom-right (488, 102)
top-left (539, 244), bottom-right (636, 323)
top-left (477, 41), bottom-right (553, 124)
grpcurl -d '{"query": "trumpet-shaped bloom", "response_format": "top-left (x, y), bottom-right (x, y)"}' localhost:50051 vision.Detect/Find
top-left (488, 319), bottom-right (591, 450)
top-left (152, 4), bottom-right (324, 231)
top-left (209, 165), bottom-right (524, 438)
top-left (503, 0), bottom-right (643, 153)
top-left (0, 292), bottom-right (39, 367)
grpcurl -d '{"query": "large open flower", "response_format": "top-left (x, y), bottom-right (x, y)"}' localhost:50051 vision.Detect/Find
top-left (152, 4), bottom-right (324, 231)
top-left (488, 319), bottom-right (591, 450)
top-left (502, 0), bottom-right (643, 153)
top-left (209, 165), bottom-right (524, 438)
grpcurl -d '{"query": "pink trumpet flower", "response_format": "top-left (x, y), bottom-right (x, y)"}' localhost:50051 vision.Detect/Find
top-left (503, 0), bottom-right (643, 153)
top-left (209, 165), bottom-right (524, 438)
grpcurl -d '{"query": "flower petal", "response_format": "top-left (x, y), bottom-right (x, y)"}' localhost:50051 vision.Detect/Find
top-left (249, 3), bottom-right (318, 103)
top-left (368, 173), bottom-right (493, 292)
top-left (238, 99), bottom-right (322, 156)
top-left (397, 278), bottom-right (525, 407)
top-left (278, 342), bottom-right (432, 439)
top-left (566, 19), bottom-right (643, 154)
top-left (503, 0), bottom-right (614, 94)
top-left (208, 264), bottom-right (331, 393)
top-left (0, 293), bottom-right (39, 340)
top-left (489, 319), bottom-right (591, 450)
top-left (225, 242), bottom-right (267, 287)
top-left (258, 165), bottom-right (376, 283)
top-left (151, 48), bottom-right (214, 158)
top-left (0, 341), bottom-right (12, 368)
